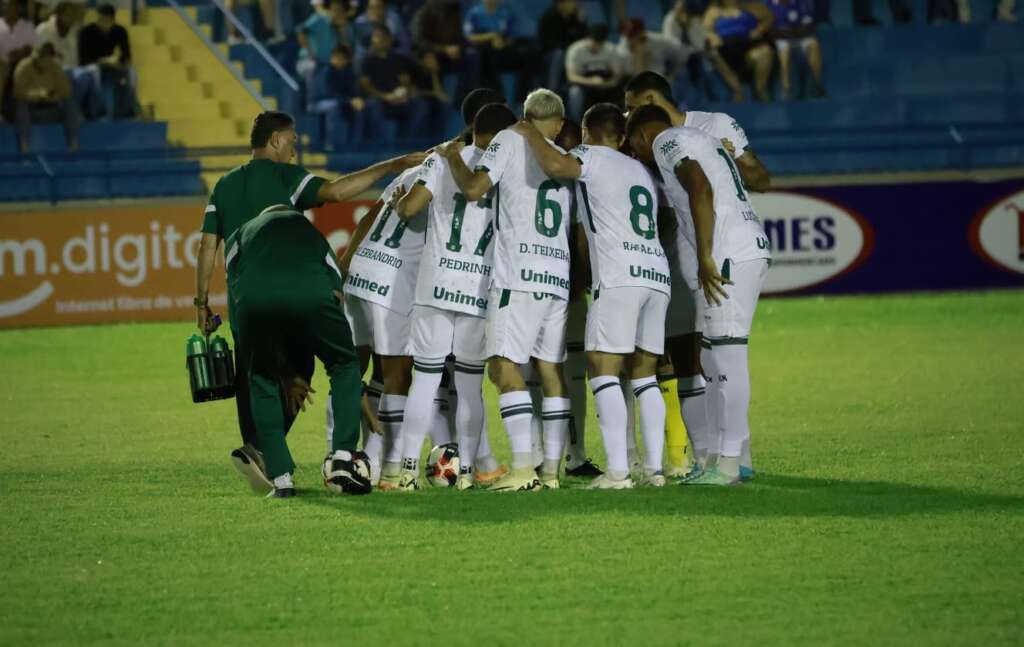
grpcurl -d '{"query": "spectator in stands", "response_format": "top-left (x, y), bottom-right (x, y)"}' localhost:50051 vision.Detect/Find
top-left (412, 0), bottom-right (480, 102)
top-left (225, 0), bottom-right (285, 43)
top-left (36, 1), bottom-right (102, 118)
top-left (537, 0), bottom-right (588, 94)
top-left (617, 18), bottom-right (692, 78)
top-left (312, 43), bottom-right (364, 150)
top-left (996, 0), bottom-right (1017, 21)
top-left (360, 25), bottom-right (426, 139)
top-left (661, 0), bottom-right (710, 105)
top-left (1, 0), bottom-right (38, 121)
top-left (78, 4), bottom-right (135, 119)
top-left (13, 42), bottom-right (80, 151)
top-left (565, 24), bottom-right (623, 121)
top-left (463, 0), bottom-right (535, 98)
top-left (764, 0), bottom-right (824, 99)
top-left (354, 0), bottom-right (409, 60)
top-left (296, 0), bottom-right (353, 108)
top-left (703, 0), bottom-right (775, 102)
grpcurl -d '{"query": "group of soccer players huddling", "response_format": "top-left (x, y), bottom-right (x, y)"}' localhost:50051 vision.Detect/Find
top-left (337, 70), bottom-right (773, 493)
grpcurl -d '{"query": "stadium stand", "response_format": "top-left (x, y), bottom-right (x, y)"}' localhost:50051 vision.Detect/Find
top-left (1, 0), bottom-right (1021, 203)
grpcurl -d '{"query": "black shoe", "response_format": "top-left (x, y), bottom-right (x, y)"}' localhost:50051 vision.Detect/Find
top-left (565, 458), bottom-right (604, 478)
top-left (269, 487), bottom-right (296, 498)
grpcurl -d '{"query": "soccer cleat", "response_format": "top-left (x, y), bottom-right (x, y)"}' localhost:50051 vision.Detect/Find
top-left (322, 450), bottom-right (373, 495)
top-left (377, 473), bottom-right (402, 491)
top-left (565, 458), bottom-right (604, 478)
top-left (231, 444), bottom-right (274, 495)
top-left (639, 470), bottom-right (666, 487)
top-left (267, 487), bottom-right (296, 498)
top-left (665, 462), bottom-right (695, 479)
top-left (488, 470), bottom-right (542, 493)
top-left (681, 466), bottom-right (741, 486)
top-left (740, 466), bottom-right (757, 481)
top-left (474, 464), bottom-right (509, 488)
top-left (587, 474), bottom-right (635, 490)
top-left (455, 474), bottom-right (475, 491)
top-left (539, 472), bottom-right (560, 489)
top-left (396, 472), bottom-right (420, 491)
top-left (676, 463), bottom-right (705, 483)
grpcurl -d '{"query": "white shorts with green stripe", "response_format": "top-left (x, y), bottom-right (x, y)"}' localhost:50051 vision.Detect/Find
top-left (343, 294), bottom-right (410, 356)
top-left (702, 258), bottom-right (770, 340)
top-left (485, 288), bottom-right (567, 365)
top-left (408, 304), bottom-right (487, 362)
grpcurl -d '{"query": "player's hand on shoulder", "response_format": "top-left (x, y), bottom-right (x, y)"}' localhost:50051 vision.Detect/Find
top-left (721, 138), bottom-right (736, 156)
top-left (392, 151), bottom-right (429, 172)
top-left (388, 184), bottom-right (408, 207)
top-left (436, 138), bottom-right (465, 160)
top-left (698, 254), bottom-right (732, 306)
top-left (509, 119), bottom-right (536, 137)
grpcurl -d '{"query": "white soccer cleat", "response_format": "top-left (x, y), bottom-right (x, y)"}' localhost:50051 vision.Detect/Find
top-left (539, 472), bottom-right (560, 489)
top-left (396, 472), bottom-right (420, 492)
top-left (639, 470), bottom-right (666, 487)
top-left (455, 473), bottom-right (475, 491)
top-left (587, 473), bottom-right (635, 490)
top-left (488, 470), bottom-right (542, 493)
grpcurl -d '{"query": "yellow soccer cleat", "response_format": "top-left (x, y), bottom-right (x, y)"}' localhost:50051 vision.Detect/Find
top-left (474, 464), bottom-right (509, 488)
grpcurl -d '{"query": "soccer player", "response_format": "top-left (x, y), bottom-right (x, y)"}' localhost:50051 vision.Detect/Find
top-left (510, 103), bottom-right (672, 489)
top-left (226, 204), bottom-right (369, 498)
top-left (343, 166), bottom-right (432, 489)
top-left (195, 110), bottom-right (425, 493)
top-left (626, 104), bottom-right (772, 486)
top-left (624, 71), bottom-right (770, 478)
top-left (391, 102), bottom-right (519, 490)
top-left (437, 88), bottom-right (575, 492)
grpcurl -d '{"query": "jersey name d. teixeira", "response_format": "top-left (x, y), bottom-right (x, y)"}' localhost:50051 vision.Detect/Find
top-left (414, 147), bottom-right (495, 317)
top-left (654, 126), bottom-right (771, 268)
top-left (476, 129), bottom-right (573, 300)
top-left (572, 143), bottom-right (671, 295)
top-left (202, 158), bottom-right (326, 245)
top-left (344, 167), bottom-right (426, 315)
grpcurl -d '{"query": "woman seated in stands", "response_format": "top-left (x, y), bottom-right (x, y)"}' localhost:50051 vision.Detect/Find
top-left (702, 0), bottom-right (774, 102)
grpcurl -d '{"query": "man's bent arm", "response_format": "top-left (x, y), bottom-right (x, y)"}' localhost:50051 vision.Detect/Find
top-left (195, 233), bottom-right (220, 303)
top-left (339, 201), bottom-right (383, 274)
top-left (396, 183), bottom-right (432, 220)
top-left (444, 151), bottom-right (492, 202)
top-left (736, 150), bottom-right (771, 192)
top-left (514, 122), bottom-right (582, 180)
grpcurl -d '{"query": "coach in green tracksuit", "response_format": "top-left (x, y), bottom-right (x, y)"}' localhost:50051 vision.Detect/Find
top-left (226, 204), bottom-right (363, 496)
top-left (194, 110), bottom-right (425, 490)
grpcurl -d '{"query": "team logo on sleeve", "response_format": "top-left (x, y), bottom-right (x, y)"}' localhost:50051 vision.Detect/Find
top-left (486, 141), bottom-right (501, 154)
top-left (422, 157), bottom-right (436, 168)
top-left (659, 139), bottom-right (679, 157)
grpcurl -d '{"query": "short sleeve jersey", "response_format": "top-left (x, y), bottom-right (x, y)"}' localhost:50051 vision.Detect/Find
top-left (202, 159), bottom-right (326, 246)
top-left (653, 126), bottom-right (771, 267)
top-left (414, 147), bottom-right (495, 317)
top-left (477, 129), bottom-right (573, 299)
top-left (572, 144), bottom-right (670, 295)
top-left (682, 110), bottom-right (750, 158)
top-left (226, 208), bottom-right (342, 298)
top-left (344, 168), bottom-right (427, 315)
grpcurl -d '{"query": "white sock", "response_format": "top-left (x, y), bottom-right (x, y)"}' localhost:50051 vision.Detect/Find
top-left (475, 422), bottom-right (500, 473)
top-left (525, 373), bottom-right (544, 467)
top-left (701, 343), bottom-right (724, 461)
top-left (631, 376), bottom-right (666, 472)
top-left (541, 396), bottom-right (571, 476)
top-left (399, 361), bottom-right (444, 473)
top-left (716, 343), bottom-right (751, 465)
top-left (623, 382), bottom-right (640, 468)
top-left (678, 374), bottom-right (708, 464)
top-left (431, 386), bottom-right (452, 446)
top-left (379, 394), bottom-right (407, 473)
top-left (591, 375), bottom-right (628, 479)
top-left (453, 361), bottom-right (486, 473)
top-left (499, 390), bottom-right (535, 470)
top-left (362, 432), bottom-right (384, 483)
top-left (565, 346), bottom-right (588, 467)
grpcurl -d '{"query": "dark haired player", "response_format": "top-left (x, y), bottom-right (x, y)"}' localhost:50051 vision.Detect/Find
top-left (194, 110), bottom-right (425, 493)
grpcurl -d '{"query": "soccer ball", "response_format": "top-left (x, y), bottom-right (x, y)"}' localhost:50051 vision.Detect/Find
top-left (426, 443), bottom-right (460, 488)
top-left (322, 450), bottom-right (372, 495)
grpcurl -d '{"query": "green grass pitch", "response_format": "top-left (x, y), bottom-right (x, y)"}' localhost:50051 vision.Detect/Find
top-left (1, 290), bottom-right (1022, 645)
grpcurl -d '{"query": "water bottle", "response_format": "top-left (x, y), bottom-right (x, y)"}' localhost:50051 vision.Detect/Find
top-left (208, 335), bottom-right (236, 399)
top-left (186, 334), bottom-right (214, 402)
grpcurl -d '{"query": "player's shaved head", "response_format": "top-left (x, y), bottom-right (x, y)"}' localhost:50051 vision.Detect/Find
top-left (582, 103), bottom-right (626, 144)
top-left (474, 103), bottom-right (517, 138)
top-left (625, 104), bottom-right (671, 163)
top-left (624, 71), bottom-right (674, 104)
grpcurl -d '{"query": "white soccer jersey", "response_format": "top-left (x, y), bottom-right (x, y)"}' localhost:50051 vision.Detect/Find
top-left (653, 126), bottom-right (771, 267)
top-left (344, 168), bottom-right (426, 315)
top-left (572, 144), bottom-right (670, 295)
top-left (413, 147), bottom-right (495, 317)
top-left (682, 110), bottom-right (751, 158)
top-left (476, 129), bottom-right (573, 300)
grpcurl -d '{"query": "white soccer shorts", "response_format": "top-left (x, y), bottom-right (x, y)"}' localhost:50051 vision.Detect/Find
top-left (408, 304), bottom-right (487, 362)
top-left (585, 286), bottom-right (669, 355)
top-left (702, 258), bottom-right (770, 340)
top-left (343, 294), bottom-right (410, 356)
top-left (485, 288), bottom-right (567, 364)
